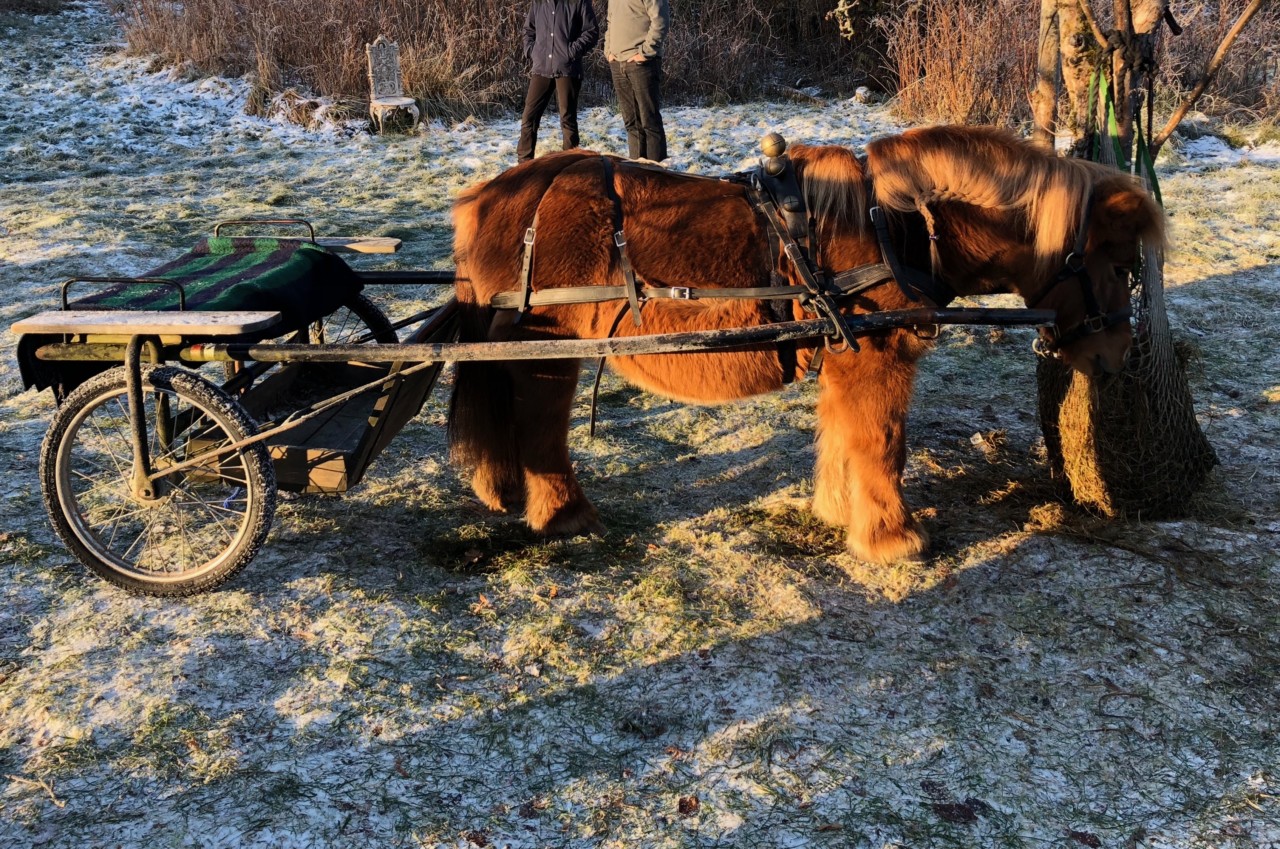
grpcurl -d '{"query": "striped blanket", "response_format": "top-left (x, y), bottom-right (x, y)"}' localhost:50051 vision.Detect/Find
top-left (18, 237), bottom-right (365, 396)
top-left (72, 237), bottom-right (363, 331)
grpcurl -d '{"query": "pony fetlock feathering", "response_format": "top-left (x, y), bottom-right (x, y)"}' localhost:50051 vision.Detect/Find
top-left (448, 125), bottom-right (1164, 564)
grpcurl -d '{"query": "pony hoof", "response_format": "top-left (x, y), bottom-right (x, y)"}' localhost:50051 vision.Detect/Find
top-left (534, 503), bottom-right (605, 538)
top-left (848, 525), bottom-right (930, 565)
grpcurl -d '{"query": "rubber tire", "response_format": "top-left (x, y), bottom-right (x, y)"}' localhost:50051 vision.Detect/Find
top-left (40, 366), bottom-right (277, 596)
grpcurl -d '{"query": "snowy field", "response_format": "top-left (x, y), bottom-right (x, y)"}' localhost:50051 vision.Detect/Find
top-left (2, 4), bottom-right (1279, 848)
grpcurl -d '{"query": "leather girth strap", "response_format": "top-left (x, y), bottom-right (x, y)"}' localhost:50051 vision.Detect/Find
top-left (601, 156), bottom-right (644, 326)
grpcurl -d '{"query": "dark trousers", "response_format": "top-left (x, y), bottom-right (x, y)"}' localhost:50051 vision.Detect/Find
top-left (609, 57), bottom-right (666, 161)
top-left (517, 75), bottom-right (583, 162)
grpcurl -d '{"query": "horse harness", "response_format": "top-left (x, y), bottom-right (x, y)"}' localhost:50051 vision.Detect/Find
top-left (490, 154), bottom-right (953, 372)
top-left (1023, 192), bottom-right (1134, 357)
top-left (490, 152), bottom-right (1125, 369)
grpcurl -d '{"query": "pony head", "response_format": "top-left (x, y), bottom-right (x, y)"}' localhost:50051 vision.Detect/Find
top-left (865, 126), bottom-right (1165, 377)
top-left (1021, 171), bottom-right (1166, 376)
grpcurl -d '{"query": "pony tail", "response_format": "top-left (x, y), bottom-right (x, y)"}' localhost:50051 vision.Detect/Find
top-left (447, 194), bottom-right (522, 500)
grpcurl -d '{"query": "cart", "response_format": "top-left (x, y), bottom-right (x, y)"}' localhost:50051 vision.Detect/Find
top-left (11, 219), bottom-right (1054, 597)
top-left (12, 220), bottom-right (459, 596)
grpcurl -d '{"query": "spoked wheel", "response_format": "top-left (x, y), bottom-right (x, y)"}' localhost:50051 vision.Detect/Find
top-left (40, 366), bottom-right (277, 596)
top-left (222, 292), bottom-right (396, 389)
top-left (308, 292), bottom-right (397, 344)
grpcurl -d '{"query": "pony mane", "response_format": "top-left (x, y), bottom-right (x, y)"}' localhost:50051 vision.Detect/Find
top-left (790, 144), bottom-right (870, 234)
top-left (865, 126), bottom-right (1110, 280)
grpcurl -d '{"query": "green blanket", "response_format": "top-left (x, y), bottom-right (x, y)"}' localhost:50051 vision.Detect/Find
top-left (19, 237), bottom-right (366, 396)
top-left (71, 237), bottom-right (363, 332)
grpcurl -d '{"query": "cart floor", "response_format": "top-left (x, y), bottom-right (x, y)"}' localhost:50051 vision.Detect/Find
top-left (241, 361), bottom-right (392, 493)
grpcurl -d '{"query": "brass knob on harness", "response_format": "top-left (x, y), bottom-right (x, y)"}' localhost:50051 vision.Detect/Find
top-left (761, 132), bottom-right (789, 177)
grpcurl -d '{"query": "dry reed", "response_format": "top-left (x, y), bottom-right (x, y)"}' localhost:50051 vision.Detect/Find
top-left (116, 0), bottom-right (875, 119)
top-left (880, 0), bottom-right (1279, 127)
top-left (877, 0), bottom-right (1039, 126)
top-left (24, 0), bottom-right (1280, 127)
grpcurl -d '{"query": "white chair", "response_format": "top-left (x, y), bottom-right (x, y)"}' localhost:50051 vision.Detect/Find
top-left (365, 36), bottom-right (420, 133)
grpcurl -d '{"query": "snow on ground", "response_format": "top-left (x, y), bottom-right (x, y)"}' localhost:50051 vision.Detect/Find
top-left (1, 4), bottom-right (1279, 849)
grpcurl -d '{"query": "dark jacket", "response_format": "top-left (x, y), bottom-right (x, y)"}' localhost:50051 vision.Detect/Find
top-left (524, 0), bottom-right (599, 78)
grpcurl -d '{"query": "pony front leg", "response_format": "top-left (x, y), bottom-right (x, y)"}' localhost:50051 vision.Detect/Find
top-left (509, 358), bottom-right (605, 537)
top-left (813, 341), bottom-right (928, 563)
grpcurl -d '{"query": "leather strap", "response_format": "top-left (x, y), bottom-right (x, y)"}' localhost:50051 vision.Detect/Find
top-left (516, 213), bottom-right (539, 318)
top-left (870, 205), bottom-right (957, 307)
top-left (490, 281), bottom-right (814, 310)
top-left (601, 156), bottom-right (643, 326)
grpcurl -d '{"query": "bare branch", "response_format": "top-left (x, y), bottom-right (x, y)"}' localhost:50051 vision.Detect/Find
top-left (1151, 0), bottom-right (1265, 155)
top-left (1077, 0), bottom-right (1108, 47)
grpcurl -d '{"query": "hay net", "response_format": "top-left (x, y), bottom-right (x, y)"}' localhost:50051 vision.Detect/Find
top-left (1036, 78), bottom-right (1217, 519)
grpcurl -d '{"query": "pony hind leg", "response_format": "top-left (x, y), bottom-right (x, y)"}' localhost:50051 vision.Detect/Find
top-left (509, 357), bottom-right (604, 537)
top-left (813, 339), bottom-right (929, 563)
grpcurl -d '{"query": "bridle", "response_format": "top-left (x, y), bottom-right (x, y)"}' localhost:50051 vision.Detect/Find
top-left (1024, 193), bottom-right (1133, 358)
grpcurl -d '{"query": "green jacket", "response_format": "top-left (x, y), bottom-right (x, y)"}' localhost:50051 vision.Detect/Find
top-left (604, 0), bottom-right (670, 61)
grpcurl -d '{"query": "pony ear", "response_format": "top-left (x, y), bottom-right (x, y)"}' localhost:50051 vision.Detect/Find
top-left (1088, 178), bottom-right (1166, 265)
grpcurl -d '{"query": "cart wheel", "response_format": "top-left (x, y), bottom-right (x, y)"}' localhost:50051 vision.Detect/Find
top-left (40, 366), bottom-right (277, 596)
top-left (223, 292), bottom-right (397, 385)
top-left (310, 292), bottom-right (397, 344)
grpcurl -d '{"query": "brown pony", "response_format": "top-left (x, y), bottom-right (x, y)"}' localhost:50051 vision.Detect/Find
top-left (447, 125), bottom-right (1164, 563)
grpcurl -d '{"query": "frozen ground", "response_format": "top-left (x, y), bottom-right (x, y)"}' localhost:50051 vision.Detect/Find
top-left (1, 4), bottom-right (1278, 848)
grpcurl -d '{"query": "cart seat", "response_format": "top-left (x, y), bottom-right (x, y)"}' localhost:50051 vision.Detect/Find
top-left (15, 237), bottom-right (365, 396)
top-left (11, 310), bottom-right (283, 337)
top-left (69, 237), bottom-right (364, 336)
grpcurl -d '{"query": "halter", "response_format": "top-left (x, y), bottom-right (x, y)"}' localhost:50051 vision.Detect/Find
top-left (1024, 193), bottom-right (1132, 357)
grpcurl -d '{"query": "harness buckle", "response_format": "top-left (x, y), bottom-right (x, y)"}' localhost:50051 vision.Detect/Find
top-left (524, 227), bottom-right (536, 246)
top-left (613, 230), bottom-right (627, 249)
top-left (668, 287), bottom-right (692, 300)
top-left (1062, 251), bottom-right (1086, 274)
top-left (1083, 313), bottom-right (1108, 334)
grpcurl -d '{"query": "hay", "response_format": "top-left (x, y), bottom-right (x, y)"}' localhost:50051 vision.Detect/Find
top-left (1037, 244), bottom-right (1217, 518)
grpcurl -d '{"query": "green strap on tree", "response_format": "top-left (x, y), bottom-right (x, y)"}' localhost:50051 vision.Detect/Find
top-left (1089, 69), bottom-right (1163, 207)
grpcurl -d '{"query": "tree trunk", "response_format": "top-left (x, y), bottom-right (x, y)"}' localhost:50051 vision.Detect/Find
top-left (1032, 0), bottom-right (1061, 149)
top-left (1057, 0), bottom-right (1094, 155)
top-left (1111, 0), bottom-right (1138, 155)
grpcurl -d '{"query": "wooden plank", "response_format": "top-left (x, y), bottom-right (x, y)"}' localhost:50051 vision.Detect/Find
top-left (269, 446), bottom-right (354, 493)
top-left (315, 237), bottom-right (402, 254)
top-left (11, 310), bottom-right (281, 336)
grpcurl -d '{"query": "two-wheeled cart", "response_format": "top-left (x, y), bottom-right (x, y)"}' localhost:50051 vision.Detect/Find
top-left (11, 219), bottom-right (1053, 596)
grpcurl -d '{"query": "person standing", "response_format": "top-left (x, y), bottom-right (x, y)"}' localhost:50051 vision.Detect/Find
top-left (519, 0), bottom-right (600, 163)
top-left (604, 0), bottom-right (670, 162)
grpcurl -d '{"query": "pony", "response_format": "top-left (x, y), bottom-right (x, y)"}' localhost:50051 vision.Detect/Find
top-left (447, 125), bottom-right (1165, 564)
